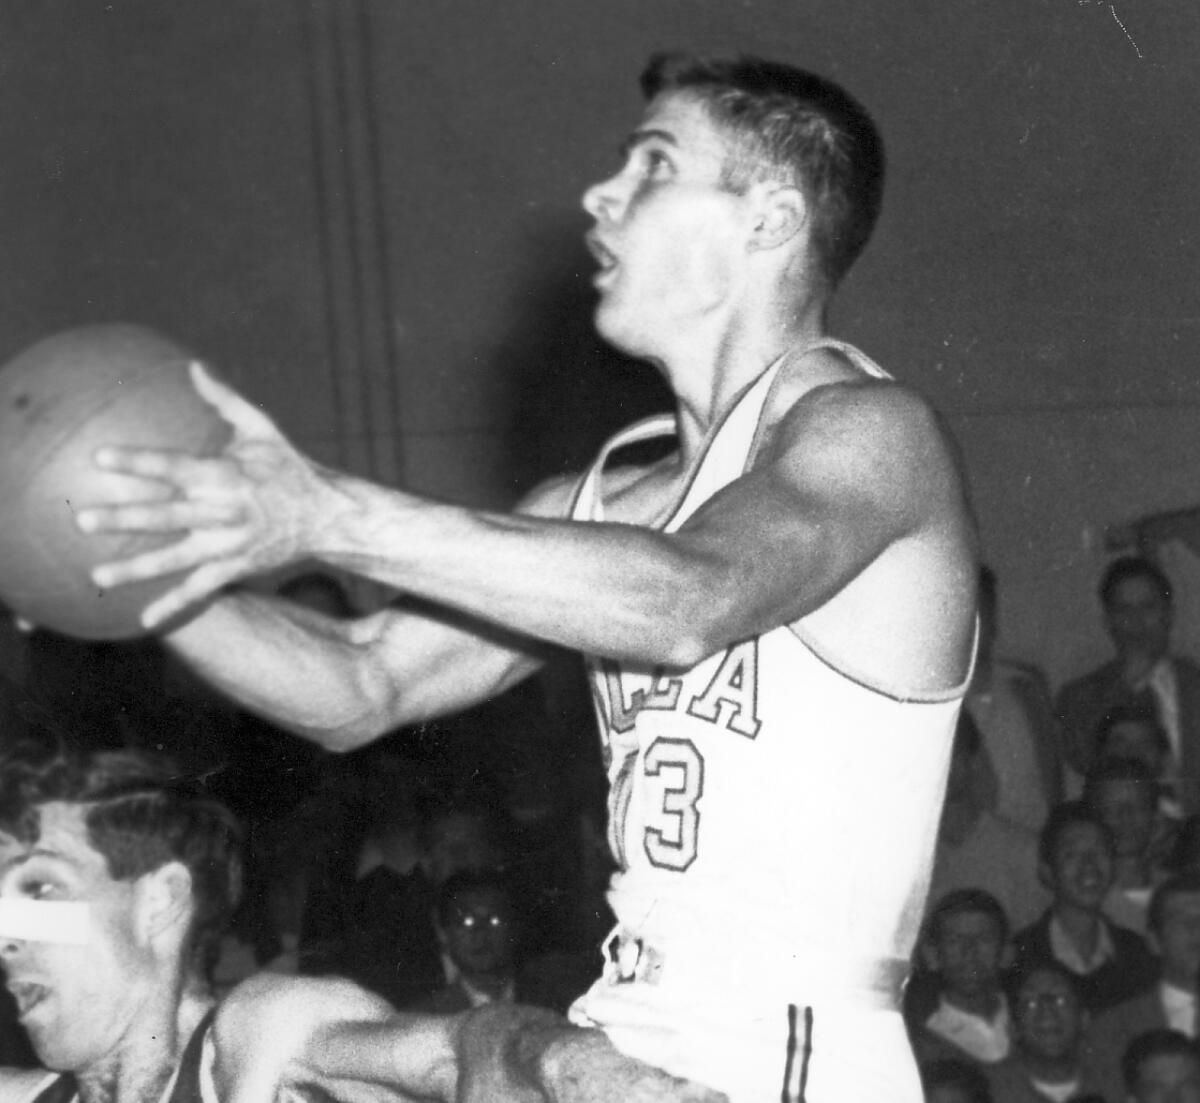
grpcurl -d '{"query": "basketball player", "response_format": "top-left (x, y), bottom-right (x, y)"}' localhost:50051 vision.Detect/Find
top-left (77, 53), bottom-right (979, 1101)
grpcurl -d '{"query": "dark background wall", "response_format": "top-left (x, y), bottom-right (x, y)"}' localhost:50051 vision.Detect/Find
top-left (1, 0), bottom-right (1198, 686)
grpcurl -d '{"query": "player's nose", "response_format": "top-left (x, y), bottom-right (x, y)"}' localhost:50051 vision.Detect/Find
top-left (582, 170), bottom-right (625, 223)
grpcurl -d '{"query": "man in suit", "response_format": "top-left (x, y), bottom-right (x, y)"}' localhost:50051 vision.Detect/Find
top-left (1056, 557), bottom-right (1200, 815)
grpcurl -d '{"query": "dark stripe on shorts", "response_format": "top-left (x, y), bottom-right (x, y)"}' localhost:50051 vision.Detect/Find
top-left (781, 1003), bottom-right (814, 1102)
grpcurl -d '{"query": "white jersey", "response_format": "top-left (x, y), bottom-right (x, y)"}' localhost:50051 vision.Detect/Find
top-left (568, 341), bottom-right (969, 1102)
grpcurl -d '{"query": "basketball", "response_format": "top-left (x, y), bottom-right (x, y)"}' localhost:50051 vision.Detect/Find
top-left (0, 324), bottom-right (232, 640)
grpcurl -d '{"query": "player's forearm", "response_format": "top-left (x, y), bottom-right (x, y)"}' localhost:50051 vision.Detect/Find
top-left (165, 588), bottom-right (545, 746)
top-left (163, 593), bottom-right (399, 747)
top-left (308, 473), bottom-right (736, 668)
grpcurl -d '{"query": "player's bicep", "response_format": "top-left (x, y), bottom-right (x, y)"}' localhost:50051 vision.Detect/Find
top-left (674, 386), bottom-right (947, 620)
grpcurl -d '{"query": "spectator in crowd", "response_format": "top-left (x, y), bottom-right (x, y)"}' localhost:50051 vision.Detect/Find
top-left (985, 961), bottom-right (1104, 1102)
top-left (420, 869), bottom-right (592, 1017)
top-left (1086, 874), bottom-right (1200, 1100)
top-left (1013, 801), bottom-right (1157, 1015)
top-left (1093, 705), bottom-right (1179, 819)
top-left (1084, 757), bottom-right (1173, 934)
top-left (304, 780), bottom-right (504, 1009)
top-left (921, 1057), bottom-right (995, 1103)
top-left (909, 890), bottom-right (1014, 1069)
top-left (1056, 557), bottom-right (1200, 815)
top-left (1120, 1028), bottom-right (1200, 1103)
top-left (966, 566), bottom-right (1063, 835)
top-left (928, 715), bottom-right (1051, 935)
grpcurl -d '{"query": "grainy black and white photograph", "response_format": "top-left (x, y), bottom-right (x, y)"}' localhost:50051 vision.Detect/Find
top-left (0, 2), bottom-right (1197, 1101)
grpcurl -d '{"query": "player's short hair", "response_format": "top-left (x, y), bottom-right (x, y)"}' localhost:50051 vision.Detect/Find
top-left (0, 740), bottom-right (243, 968)
top-left (1147, 872), bottom-right (1200, 936)
top-left (1083, 755), bottom-right (1160, 810)
top-left (1122, 1028), bottom-right (1200, 1094)
top-left (640, 52), bottom-right (884, 289)
top-left (926, 887), bottom-right (1009, 945)
top-left (1038, 800), bottom-right (1114, 869)
top-left (1099, 555), bottom-right (1172, 607)
top-left (919, 1057), bottom-right (993, 1103)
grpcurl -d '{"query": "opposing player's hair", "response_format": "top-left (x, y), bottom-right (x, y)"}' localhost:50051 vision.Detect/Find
top-left (1038, 799), bottom-right (1114, 869)
top-left (925, 886), bottom-right (1009, 945)
top-left (0, 739), bottom-right (243, 969)
top-left (1099, 555), bottom-right (1173, 607)
top-left (1147, 872), bottom-right (1200, 937)
top-left (1122, 1028), bottom-right (1200, 1094)
top-left (640, 52), bottom-right (884, 289)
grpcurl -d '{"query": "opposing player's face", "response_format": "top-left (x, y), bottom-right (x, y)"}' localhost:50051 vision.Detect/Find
top-left (1134, 1053), bottom-right (1200, 1103)
top-left (1046, 822), bottom-right (1113, 911)
top-left (582, 92), bottom-right (753, 356)
top-left (0, 803), bottom-right (158, 1073)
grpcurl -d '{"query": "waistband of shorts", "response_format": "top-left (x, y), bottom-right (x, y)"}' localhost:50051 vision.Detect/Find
top-left (601, 924), bottom-right (911, 1010)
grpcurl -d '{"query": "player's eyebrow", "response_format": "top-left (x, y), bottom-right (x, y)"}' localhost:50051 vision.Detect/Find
top-left (618, 128), bottom-right (678, 160)
top-left (0, 846), bottom-right (69, 878)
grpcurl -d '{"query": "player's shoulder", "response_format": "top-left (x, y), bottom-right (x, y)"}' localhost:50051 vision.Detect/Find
top-left (769, 370), bottom-right (950, 470)
top-left (0, 1069), bottom-right (53, 1103)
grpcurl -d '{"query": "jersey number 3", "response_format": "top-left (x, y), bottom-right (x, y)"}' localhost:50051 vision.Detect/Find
top-left (642, 737), bottom-right (704, 871)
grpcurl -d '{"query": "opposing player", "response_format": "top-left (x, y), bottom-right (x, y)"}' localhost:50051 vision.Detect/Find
top-left (76, 53), bottom-right (979, 1101)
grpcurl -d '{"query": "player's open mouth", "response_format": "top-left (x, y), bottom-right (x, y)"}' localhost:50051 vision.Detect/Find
top-left (585, 233), bottom-right (619, 280)
top-left (7, 981), bottom-right (50, 1018)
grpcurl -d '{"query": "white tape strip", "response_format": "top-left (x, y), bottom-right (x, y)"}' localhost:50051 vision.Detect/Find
top-left (0, 899), bottom-right (91, 945)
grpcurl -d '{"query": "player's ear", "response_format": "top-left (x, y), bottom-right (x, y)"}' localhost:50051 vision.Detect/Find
top-left (747, 183), bottom-right (807, 251)
top-left (136, 860), bottom-right (193, 944)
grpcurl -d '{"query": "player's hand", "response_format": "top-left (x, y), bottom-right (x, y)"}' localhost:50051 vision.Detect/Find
top-left (75, 362), bottom-right (348, 630)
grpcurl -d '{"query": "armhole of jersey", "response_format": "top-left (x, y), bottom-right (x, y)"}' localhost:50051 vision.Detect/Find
top-left (744, 338), bottom-right (894, 472)
top-left (787, 612), bottom-right (979, 704)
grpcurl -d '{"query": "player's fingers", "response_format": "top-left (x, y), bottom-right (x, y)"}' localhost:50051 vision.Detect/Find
top-left (76, 498), bottom-right (243, 536)
top-left (191, 361), bottom-right (280, 438)
top-left (91, 527), bottom-right (246, 588)
top-left (94, 443), bottom-right (238, 487)
top-left (141, 560), bottom-right (239, 629)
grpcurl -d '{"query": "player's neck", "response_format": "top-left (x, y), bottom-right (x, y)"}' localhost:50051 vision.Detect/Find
top-left (74, 1010), bottom-right (183, 1103)
top-left (662, 304), bottom-right (827, 460)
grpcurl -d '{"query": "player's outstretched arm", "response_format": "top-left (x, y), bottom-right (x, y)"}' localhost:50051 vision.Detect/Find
top-left (79, 367), bottom-right (971, 673)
